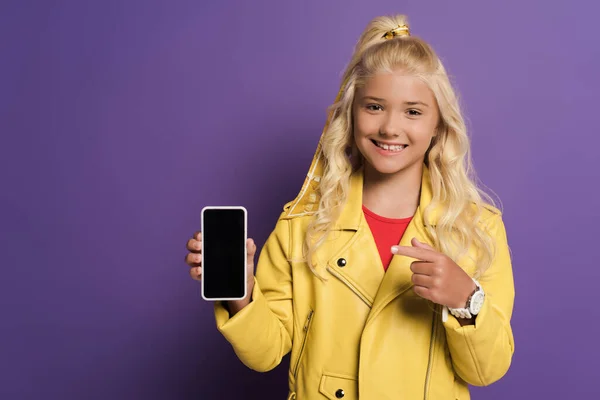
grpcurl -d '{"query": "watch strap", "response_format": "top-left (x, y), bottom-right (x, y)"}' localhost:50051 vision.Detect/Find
top-left (448, 278), bottom-right (482, 319)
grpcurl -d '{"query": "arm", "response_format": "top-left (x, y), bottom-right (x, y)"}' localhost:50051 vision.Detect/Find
top-left (213, 216), bottom-right (294, 372)
top-left (443, 213), bottom-right (516, 386)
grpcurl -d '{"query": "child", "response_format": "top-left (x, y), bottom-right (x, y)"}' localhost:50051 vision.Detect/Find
top-left (186, 14), bottom-right (514, 400)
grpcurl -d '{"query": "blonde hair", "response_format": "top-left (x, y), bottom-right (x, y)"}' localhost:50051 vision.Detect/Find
top-left (304, 14), bottom-right (499, 279)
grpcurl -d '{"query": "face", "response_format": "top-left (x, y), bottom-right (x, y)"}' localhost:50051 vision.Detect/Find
top-left (352, 69), bottom-right (440, 176)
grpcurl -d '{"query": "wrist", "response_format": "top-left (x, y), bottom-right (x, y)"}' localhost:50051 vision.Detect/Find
top-left (227, 280), bottom-right (254, 316)
top-left (457, 316), bottom-right (476, 326)
top-left (461, 280), bottom-right (478, 308)
top-left (448, 278), bottom-right (485, 320)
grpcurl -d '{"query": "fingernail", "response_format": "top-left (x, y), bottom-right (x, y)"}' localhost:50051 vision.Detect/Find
top-left (391, 246), bottom-right (398, 254)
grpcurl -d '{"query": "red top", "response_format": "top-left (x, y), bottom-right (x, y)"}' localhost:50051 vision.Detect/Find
top-left (362, 205), bottom-right (413, 271)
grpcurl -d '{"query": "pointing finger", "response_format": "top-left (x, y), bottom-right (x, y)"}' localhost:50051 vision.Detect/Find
top-left (391, 245), bottom-right (436, 262)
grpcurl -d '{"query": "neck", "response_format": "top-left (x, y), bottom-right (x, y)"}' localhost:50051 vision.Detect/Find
top-left (362, 162), bottom-right (423, 219)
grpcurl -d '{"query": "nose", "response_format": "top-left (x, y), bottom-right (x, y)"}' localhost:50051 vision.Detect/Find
top-left (379, 110), bottom-right (403, 137)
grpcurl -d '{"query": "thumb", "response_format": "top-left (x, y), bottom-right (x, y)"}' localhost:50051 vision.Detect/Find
top-left (246, 238), bottom-right (257, 267)
top-left (246, 239), bottom-right (257, 290)
top-left (411, 237), bottom-right (434, 250)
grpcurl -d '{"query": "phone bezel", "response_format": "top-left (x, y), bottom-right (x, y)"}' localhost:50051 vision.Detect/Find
top-left (200, 206), bottom-right (248, 301)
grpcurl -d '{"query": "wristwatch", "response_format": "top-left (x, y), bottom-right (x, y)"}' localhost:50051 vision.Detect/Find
top-left (448, 279), bottom-right (485, 319)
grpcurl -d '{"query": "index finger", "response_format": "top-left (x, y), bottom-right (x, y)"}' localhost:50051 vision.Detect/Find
top-left (391, 245), bottom-right (437, 262)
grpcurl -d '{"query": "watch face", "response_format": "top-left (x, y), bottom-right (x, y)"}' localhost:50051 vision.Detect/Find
top-left (469, 291), bottom-right (485, 314)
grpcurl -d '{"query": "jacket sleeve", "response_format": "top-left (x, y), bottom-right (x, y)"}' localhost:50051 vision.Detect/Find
top-left (443, 213), bottom-right (515, 386)
top-left (213, 216), bottom-right (294, 372)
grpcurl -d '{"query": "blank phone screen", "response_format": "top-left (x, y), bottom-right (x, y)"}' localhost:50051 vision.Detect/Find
top-left (202, 208), bottom-right (246, 300)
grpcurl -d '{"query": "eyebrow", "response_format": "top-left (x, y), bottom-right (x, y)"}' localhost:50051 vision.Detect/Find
top-left (361, 96), bottom-right (429, 107)
top-left (405, 101), bottom-right (429, 107)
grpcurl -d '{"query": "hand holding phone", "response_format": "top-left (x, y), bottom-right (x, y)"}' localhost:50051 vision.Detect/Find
top-left (185, 207), bottom-right (256, 312)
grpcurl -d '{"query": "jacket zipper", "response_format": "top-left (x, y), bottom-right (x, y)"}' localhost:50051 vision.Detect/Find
top-left (423, 305), bottom-right (439, 400)
top-left (293, 309), bottom-right (314, 379)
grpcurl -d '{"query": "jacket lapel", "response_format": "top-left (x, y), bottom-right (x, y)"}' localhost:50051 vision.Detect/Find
top-left (321, 167), bottom-right (385, 307)
top-left (319, 164), bottom-right (439, 310)
top-left (366, 165), bottom-right (438, 324)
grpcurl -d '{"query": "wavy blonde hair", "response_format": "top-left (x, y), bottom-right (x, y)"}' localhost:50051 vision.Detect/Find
top-left (304, 14), bottom-right (500, 279)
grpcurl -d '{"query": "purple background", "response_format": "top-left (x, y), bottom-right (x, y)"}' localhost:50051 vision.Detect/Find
top-left (1, 0), bottom-right (598, 399)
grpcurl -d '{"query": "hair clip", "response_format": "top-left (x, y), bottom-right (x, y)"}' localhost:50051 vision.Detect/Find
top-left (382, 24), bottom-right (410, 40)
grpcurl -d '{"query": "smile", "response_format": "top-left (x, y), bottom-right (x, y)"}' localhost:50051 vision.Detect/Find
top-left (371, 139), bottom-right (408, 153)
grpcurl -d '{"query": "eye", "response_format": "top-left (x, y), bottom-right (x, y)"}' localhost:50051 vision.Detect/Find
top-left (366, 104), bottom-right (383, 111)
top-left (407, 109), bottom-right (422, 116)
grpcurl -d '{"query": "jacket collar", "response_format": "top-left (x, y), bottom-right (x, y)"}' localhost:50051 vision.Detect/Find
top-left (332, 162), bottom-right (437, 232)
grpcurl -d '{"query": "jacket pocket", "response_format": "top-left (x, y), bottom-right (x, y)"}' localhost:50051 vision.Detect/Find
top-left (318, 372), bottom-right (357, 399)
top-left (293, 309), bottom-right (314, 379)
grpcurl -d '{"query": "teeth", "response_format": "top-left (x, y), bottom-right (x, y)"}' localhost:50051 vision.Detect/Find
top-left (375, 141), bottom-right (406, 151)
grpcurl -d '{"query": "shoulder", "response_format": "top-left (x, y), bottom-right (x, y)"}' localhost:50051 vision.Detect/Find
top-left (480, 202), bottom-right (502, 218)
top-left (270, 202), bottom-right (315, 238)
top-left (429, 201), bottom-right (502, 227)
top-left (463, 201), bottom-right (504, 232)
top-left (280, 198), bottom-right (318, 220)
top-left (473, 202), bottom-right (508, 240)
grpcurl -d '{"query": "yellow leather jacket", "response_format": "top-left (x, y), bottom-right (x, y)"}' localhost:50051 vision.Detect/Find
top-left (214, 165), bottom-right (515, 399)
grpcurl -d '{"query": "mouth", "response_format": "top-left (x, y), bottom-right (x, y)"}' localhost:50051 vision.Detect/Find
top-left (371, 139), bottom-right (408, 153)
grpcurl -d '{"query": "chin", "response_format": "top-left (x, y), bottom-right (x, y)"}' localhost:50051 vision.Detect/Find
top-left (363, 153), bottom-right (424, 176)
top-left (365, 159), bottom-right (409, 175)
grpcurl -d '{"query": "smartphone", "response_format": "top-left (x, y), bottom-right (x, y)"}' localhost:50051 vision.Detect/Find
top-left (200, 206), bottom-right (247, 301)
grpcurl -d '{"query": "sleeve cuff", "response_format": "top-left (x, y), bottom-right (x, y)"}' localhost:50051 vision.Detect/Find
top-left (213, 278), bottom-right (272, 345)
top-left (443, 293), bottom-right (492, 334)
